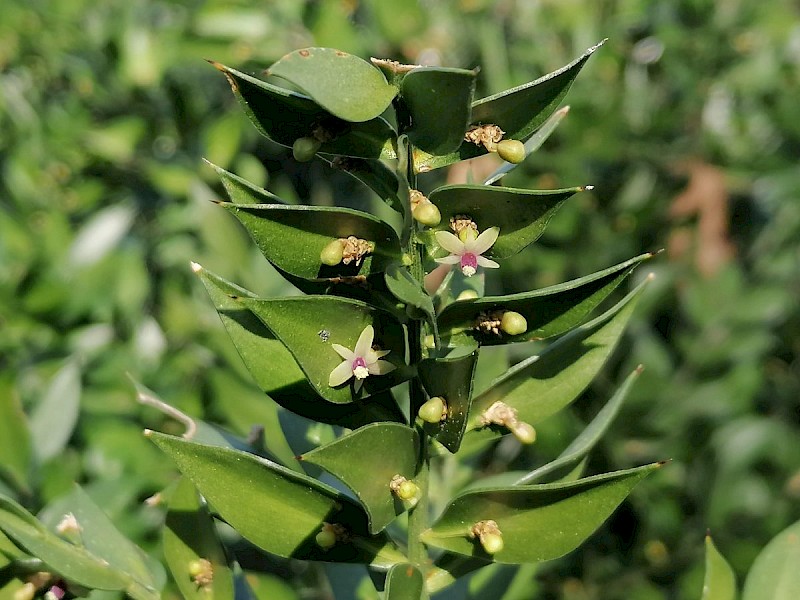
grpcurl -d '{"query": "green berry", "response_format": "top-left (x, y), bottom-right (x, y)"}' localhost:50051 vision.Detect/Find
top-left (418, 396), bottom-right (446, 423)
top-left (412, 202), bottom-right (441, 227)
top-left (187, 560), bottom-right (205, 577)
top-left (481, 532), bottom-right (504, 554)
top-left (511, 422), bottom-right (536, 445)
top-left (500, 311), bottom-right (528, 336)
top-left (397, 479), bottom-right (419, 500)
top-left (315, 528), bottom-right (337, 549)
top-left (456, 289), bottom-right (479, 301)
top-left (320, 239), bottom-right (345, 266)
top-left (292, 136), bottom-right (322, 162)
top-left (496, 139), bottom-right (526, 163)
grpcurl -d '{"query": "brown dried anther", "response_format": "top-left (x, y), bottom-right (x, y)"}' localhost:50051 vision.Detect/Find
top-left (341, 236), bottom-right (375, 266)
top-left (475, 310), bottom-right (505, 336)
top-left (465, 124), bottom-right (505, 152)
top-left (470, 519), bottom-right (502, 540)
top-left (480, 401), bottom-right (519, 428)
top-left (450, 215), bottom-right (477, 236)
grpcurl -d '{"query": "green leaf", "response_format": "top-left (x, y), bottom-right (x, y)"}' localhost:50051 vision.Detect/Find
top-left (703, 534), bottom-right (737, 600)
top-left (266, 48), bottom-right (397, 123)
top-left (213, 62), bottom-right (396, 159)
top-left (300, 423), bottom-right (419, 534)
top-left (420, 463), bottom-right (661, 563)
top-left (0, 383), bottom-right (31, 494)
top-left (163, 477), bottom-right (234, 600)
top-left (418, 350), bottom-right (479, 453)
top-left (401, 67), bottom-right (478, 155)
top-left (413, 41), bottom-right (604, 172)
top-left (221, 203), bottom-right (402, 280)
top-left (320, 156), bottom-right (406, 214)
top-left (206, 161), bottom-right (285, 205)
top-left (29, 359), bottom-right (81, 463)
top-left (742, 519), bottom-right (800, 600)
top-left (465, 278), bottom-right (649, 443)
top-left (423, 185), bottom-right (582, 261)
top-left (385, 563), bottom-right (424, 600)
top-left (384, 263), bottom-right (437, 340)
top-left (195, 266), bottom-right (405, 426)
top-left (437, 253), bottom-right (653, 347)
top-left (238, 295), bottom-right (410, 403)
top-left (0, 494), bottom-right (130, 592)
top-left (147, 432), bottom-right (406, 568)
top-left (515, 366), bottom-right (643, 485)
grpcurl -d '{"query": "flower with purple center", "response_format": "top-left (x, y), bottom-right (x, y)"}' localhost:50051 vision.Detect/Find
top-left (434, 226), bottom-right (500, 277)
top-left (328, 325), bottom-right (395, 392)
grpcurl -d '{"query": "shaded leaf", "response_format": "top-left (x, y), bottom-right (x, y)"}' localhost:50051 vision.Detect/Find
top-left (384, 263), bottom-right (437, 339)
top-left (465, 279), bottom-right (649, 444)
top-left (195, 266), bottom-right (405, 426)
top-left (321, 156), bottom-right (406, 214)
top-left (742, 519), bottom-right (800, 600)
top-left (0, 384), bottom-right (31, 494)
top-left (206, 160), bottom-right (285, 205)
top-left (420, 463), bottom-right (661, 563)
top-left (413, 41), bottom-right (604, 172)
top-left (438, 254), bottom-right (652, 347)
top-left (385, 563), bottom-right (424, 600)
top-left (514, 366), bottom-right (643, 485)
top-left (213, 63), bottom-right (396, 159)
top-left (29, 359), bottom-right (81, 463)
top-left (163, 477), bottom-right (234, 600)
top-left (221, 203), bottom-right (402, 280)
top-left (703, 534), bottom-right (737, 600)
top-left (300, 423), bottom-right (419, 534)
top-left (147, 432), bottom-right (406, 568)
top-left (424, 185), bottom-right (583, 261)
top-left (266, 48), bottom-right (397, 123)
top-left (419, 350), bottom-right (479, 453)
top-left (401, 67), bottom-right (478, 155)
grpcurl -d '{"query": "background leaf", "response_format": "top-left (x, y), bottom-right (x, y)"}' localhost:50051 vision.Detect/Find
top-left (741, 519), bottom-right (800, 600)
top-left (703, 534), bottom-right (737, 600)
top-left (0, 383), bottom-right (31, 494)
top-left (29, 359), bottom-right (81, 463)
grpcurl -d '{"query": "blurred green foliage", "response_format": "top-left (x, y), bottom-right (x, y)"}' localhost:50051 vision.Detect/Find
top-left (1, 0), bottom-right (798, 598)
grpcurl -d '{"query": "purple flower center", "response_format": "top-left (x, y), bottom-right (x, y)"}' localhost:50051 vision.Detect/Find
top-left (460, 253), bottom-right (478, 270)
top-left (352, 356), bottom-right (367, 371)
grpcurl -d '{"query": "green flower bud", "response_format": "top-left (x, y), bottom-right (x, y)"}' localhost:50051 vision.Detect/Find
top-left (292, 136), bottom-right (322, 162)
top-left (397, 479), bottom-right (419, 500)
top-left (412, 202), bottom-right (441, 227)
top-left (456, 289), bottom-right (479, 301)
top-left (320, 239), bottom-right (345, 266)
top-left (481, 532), bottom-right (504, 554)
top-left (418, 396), bottom-right (446, 423)
top-left (187, 560), bottom-right (204, 577)
top-left (500, 311), bottom-right (528, 336)
top-left (315, 528), bottom-right (337, 550)
top-left (496, 139), bottom-right (526, 164)
top-left (511, 421), bottom-right (536, 445)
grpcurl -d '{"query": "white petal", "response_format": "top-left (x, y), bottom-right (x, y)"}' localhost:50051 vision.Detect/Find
top-left (331, 343), bottom-right (355, 360)
top-left (435, 255), bottom-right (461, 265)
top-left (328, 361), bottom-right (354, 387)
top-left (353, 325), bottom-right (375, 358)
top-left (468, 227), bottom-right (500, 254)
top-left (368, 360), bottom-right (396, 375)
top-left (435, 230), bottom-right (465, 254)
top-left (367, 349), bottom-right (391, 362)
top-left (476, 256), bottom-right (500, 269)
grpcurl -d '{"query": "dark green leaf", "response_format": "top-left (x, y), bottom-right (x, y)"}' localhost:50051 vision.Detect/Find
top-left (266, 48), bottom-right (397, 123)
top-left (515, 366), bottom-right (643, 485)
top-left (423, 185), bottom-right (582, 261)
top-left (206, 161), bottom-right (285, 205)
top-left (238, 295), bottom-right (410, 403)
top-left (420, 463), bottom-right (661, 563)
top-left (221, 203), bottom-right (402, 280)
top-left (413, 41), bottom-right (604, 172)
top-left (384, 263), bottom-right (437, 339)
top-left (212, 62), bottom-right (396, 159)
top-left (742, 519), bottom-right (800, 600)
top-left (401, 67), bottom-right (478, 155)
top-left (29, 359), bottom-right (81, 463)
top-left (195, 266), bottom-right (405, 426)
top-left (418, 350), bottom-right (479, 453)
top-left (385, 563), bottom-right (424, 600)
top-left (465, 279), bottom-right (649, 444)
top-left (147, 432), bottom-right (406, 568)
top-left (437, 253), bottom-right (653, 347)
top-left (321, 156), bottom-right (406, 214)
top-left (300, 423), bottom-right (419, 534)
top-left (703, 534), bottom-right (737, 600)
top-left (163, 477), bottom-right (234, 600)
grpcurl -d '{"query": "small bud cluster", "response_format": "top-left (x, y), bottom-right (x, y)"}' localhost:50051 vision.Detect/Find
top-left (320, 236), bottom-right (375, 267)
top-left (480, 401), bottom-right (536, 444)
top-left (470, 519), bottom-right (504, 555)
top-left (188, 558), bottom-right (214, 587)
top-left (464, 124), bottom-right (526, 163)
top-left (475, 310), bottom-right (528, 336)
top-left (315, 522), bottom-right (349, 550)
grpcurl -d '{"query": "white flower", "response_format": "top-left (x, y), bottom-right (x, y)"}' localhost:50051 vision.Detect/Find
top-left (434, 227), bottom-right (500, 277)
top-left (328, 325), bottom-right (395, 392)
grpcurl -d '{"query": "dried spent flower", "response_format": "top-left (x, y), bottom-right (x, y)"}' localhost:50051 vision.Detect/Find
top-left (480, 400), bottom-right (536, 444)
top-left (470, 520), bottom-right (504, 555)
top-left (341, 236), bottom-right (375, 266)
top-left (465, 124), bottom-right (505, 152)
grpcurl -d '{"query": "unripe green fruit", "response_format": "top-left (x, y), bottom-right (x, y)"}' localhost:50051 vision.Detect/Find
top-left (397, 479), bottom-right (419, 500)
top-left (511, 421), bottom-right (536, 445)
top-left (481, 532), bottom-right (504, 554)
top-left (456, 289), bottom-right (479, 301)
top-left (315, 528), bottom-right (337, 549)
top-left (418, 396), bottom-right (446, 423)
top-left (292, 136), bottom-right (322, 162)
top-left (500, 311), bottom-right (528, 336)
top-left (320, 239), bottom-right (345, 266)
top-left (188, 560), bottom-right (205, 577)
top-left (412, 202), bottom-right (441, 227)
top-left (496, 139), bottom-right (526, 163)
